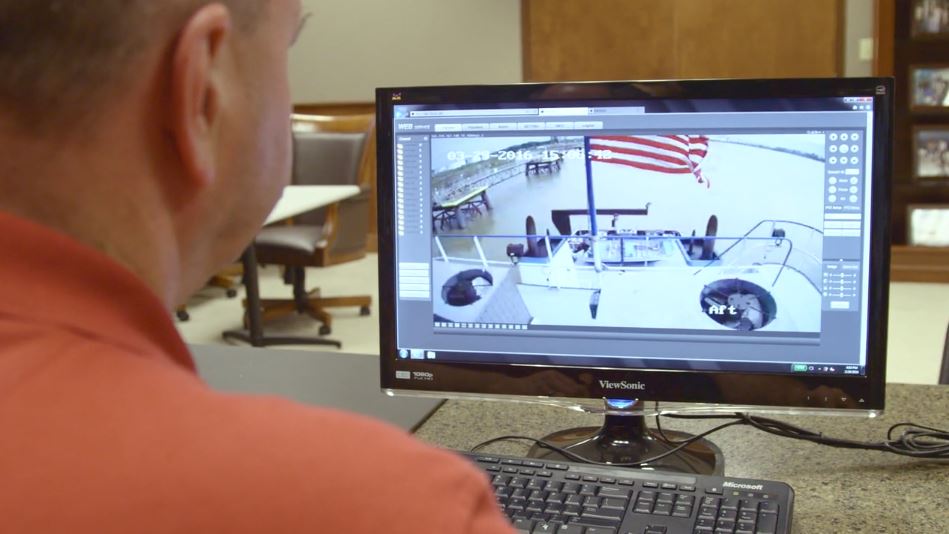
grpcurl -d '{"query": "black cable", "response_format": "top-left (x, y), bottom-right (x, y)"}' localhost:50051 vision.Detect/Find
top-left (471, 413), bottom-right (949, 465)
top-left (470, 417), bottom-right (745, 469)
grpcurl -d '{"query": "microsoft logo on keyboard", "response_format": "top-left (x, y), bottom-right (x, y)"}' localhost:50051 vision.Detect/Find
top-left (598, 380), bottom-right (646, 391)
top-left (723, 481), bottom-right (765, 491)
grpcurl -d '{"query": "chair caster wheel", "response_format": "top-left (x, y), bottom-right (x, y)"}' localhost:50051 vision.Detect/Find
top-left (360, 306), bottom-right (371, 316)
top-left (319, 325), bottom-right (331, 336)
top-left (176, 310), bottom-right (190, 321)
top-left (226, 289), bottom-right (238, 298)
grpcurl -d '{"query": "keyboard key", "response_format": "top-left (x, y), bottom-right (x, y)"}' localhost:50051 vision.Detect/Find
top-left (511, 518), bottom-right (534, 533)
top-left (657, 492), bottom-right (675, 504)
top-left (643, 481), bottom-right (659, 488)
top-left (677, 495), bottom-right (695, 506)
top-left (572, 515), bottom-right (622, 529)
top-left (715, 518), bottom-right (735, 531)
top-left (633, 500), bottom-right (653, 514)
top-left (583, 528), bottom-right (617, 534)
top-left (502, 459), bottom-right (524, 466)
top-left (695, 517), bottom-right (716, 529)
top-left (531, 523), bottom-right (558, 533)
top-left (546, 492), bottom-right (566, 504)
top-left (581, 508), bottom-right (624, 522)
top-left (547, 463), bottom-right (569, 471)
top-left (652, 502), bottom-right (672, 516)
top-left (597, 487), bottom-right (631, 500)
top-left (521, 469), bottom-right (537, 476)
top-left (706, 486), bottom-right (723, 495)
top-left (565, 474), bottom-right (581, 481)
top-left (601, 498), bottom-right (627, 511)
top-left (737, 520), bottom-right (756, 531)
top-left (680, 485), bottom-right (696, 492)
top-left (617, 479), bottom-right (635, 486)
top-left (702, 496), bottom-right (721, 507)
top-left (738, 510), bottom-right (757, 522)
top-left (582, 475), bottom-right (599, 482)
top-left (718, 508), bottom-right (737, 521)
top-left (672, 504), bottom-right (692, 518)
top-left (759, 501), bottom-right (778, 513)
top-left (565, 495), bottom-right (583, 507)
top-left (528, 480), bottom-right (547, 491)
top-left (579, 484), bottom-right (598, 496)
top-left (699, 506), bottom-right (718, 518)
top-left (756, 512), bottom-right (778, 534)
top-left (538, 471), bottom-right (554, 478)
top-left (554, 525), bottom-right (584, 534)
top-left (661, 482), bottom-right (677, 490)
top-left (476, 456), bottom-right (500, 463)
top-left (599, 477), bottom-right (616, 485)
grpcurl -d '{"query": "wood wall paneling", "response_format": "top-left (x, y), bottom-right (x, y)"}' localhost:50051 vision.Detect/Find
top-left (522, 0), bottom-right (842, 81)
top-left (521, 0), bottom-right (677, 81)
top-left (676, 0), bottom-right (841, 78)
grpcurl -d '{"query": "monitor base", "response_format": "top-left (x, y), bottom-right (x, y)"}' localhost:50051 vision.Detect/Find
top-left (527, 414), bottom-right (724, 476)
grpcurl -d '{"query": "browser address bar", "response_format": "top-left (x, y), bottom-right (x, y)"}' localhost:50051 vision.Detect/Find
top-left (408, 109), bottom-right (539, 118)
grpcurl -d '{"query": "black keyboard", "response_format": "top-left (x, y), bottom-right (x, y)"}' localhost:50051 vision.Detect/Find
top-left (461, 451), bottom-right (793, 534)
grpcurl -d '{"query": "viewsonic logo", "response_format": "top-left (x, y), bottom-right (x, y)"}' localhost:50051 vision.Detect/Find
top-left (598, 380), bottom-right (646, 391)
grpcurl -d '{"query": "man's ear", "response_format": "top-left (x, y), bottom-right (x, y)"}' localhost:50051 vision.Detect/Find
top-left (168, 4), bottom-right (233, 189)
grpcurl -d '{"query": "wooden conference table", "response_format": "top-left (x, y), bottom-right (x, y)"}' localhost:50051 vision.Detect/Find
top-left (222, 185), bottom-right (359, 347)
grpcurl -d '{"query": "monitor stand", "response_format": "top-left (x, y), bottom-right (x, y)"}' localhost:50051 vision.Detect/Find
top-left (526, 401), bottom-right (724, 476)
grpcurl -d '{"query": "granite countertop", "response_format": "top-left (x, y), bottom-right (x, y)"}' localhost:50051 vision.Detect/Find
top-left (414, 383), bottom-right (949, 533)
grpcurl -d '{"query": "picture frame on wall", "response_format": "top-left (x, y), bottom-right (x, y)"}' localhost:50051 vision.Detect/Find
top-left (910, 65), bottom-right (949, 110)
top-left (912, 126), bottom-right (949, 180)
top-left (907, 204), bottom-right (949, 247)
top-left (911, 0), bottom-right (949, 38)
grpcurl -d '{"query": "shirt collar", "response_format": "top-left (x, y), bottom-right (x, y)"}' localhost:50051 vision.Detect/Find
top-left (0, 211), bottom-right (195, 372)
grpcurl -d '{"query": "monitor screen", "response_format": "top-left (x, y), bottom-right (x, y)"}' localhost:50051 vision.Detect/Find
top-left (377, 78), bottom-right (891, 416)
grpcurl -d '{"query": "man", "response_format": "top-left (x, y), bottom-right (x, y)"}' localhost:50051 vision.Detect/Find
top-left (0, 2), bottom-right (513, 532)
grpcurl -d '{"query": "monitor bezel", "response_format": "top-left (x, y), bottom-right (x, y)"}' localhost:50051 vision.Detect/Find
top-left (376, 78), bottom-right (892, 413)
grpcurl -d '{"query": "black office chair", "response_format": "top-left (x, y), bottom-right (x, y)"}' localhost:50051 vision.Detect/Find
top-left (940, 321), bottom-right (949, 385)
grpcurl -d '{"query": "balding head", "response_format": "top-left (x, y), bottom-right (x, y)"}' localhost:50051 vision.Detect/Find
top-left (0, 1), bottom-right (261, 135)
top-left (0, 0), bottom-right (302, 308)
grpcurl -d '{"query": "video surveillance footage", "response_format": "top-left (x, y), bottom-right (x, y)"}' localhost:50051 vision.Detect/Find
top-left (430, 134), bottom-right (827, 336)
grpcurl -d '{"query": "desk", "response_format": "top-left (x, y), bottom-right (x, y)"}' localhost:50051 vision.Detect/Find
top-left (222, 185), bottom-right (359, 347)
top-left (192, 346), bottom-right (442, 431)
top-left (414, 384), bottom-right (949, 533)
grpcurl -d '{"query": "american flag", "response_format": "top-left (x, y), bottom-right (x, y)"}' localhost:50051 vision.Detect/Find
top-left (588, 135), bottom-right (711, 187)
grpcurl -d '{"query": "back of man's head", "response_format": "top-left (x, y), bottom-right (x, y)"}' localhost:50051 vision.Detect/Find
top-left (0, 1), bottom-right (259, 136)
top-left (0, 0), bottom-right (298, 308)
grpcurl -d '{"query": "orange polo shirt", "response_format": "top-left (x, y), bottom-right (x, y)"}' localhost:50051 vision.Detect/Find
top-left (0, 211), bottom-right (513, 534)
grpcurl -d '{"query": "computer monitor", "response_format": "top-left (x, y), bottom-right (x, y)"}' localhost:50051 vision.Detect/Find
top-left (376, 78), bottom-right (892, 475)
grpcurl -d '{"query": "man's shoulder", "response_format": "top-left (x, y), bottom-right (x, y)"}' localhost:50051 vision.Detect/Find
top-left (2, 335), bottom-right (507, 532)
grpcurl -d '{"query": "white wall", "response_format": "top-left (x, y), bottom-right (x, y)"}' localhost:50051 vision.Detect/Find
top-left (844, 0), bottom-right (875, 77)
top-left (289, 0), bottom-right (522, 104)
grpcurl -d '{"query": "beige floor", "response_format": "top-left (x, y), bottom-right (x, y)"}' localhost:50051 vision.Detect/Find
top-left (177, 254), bottom-right (948, 385)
